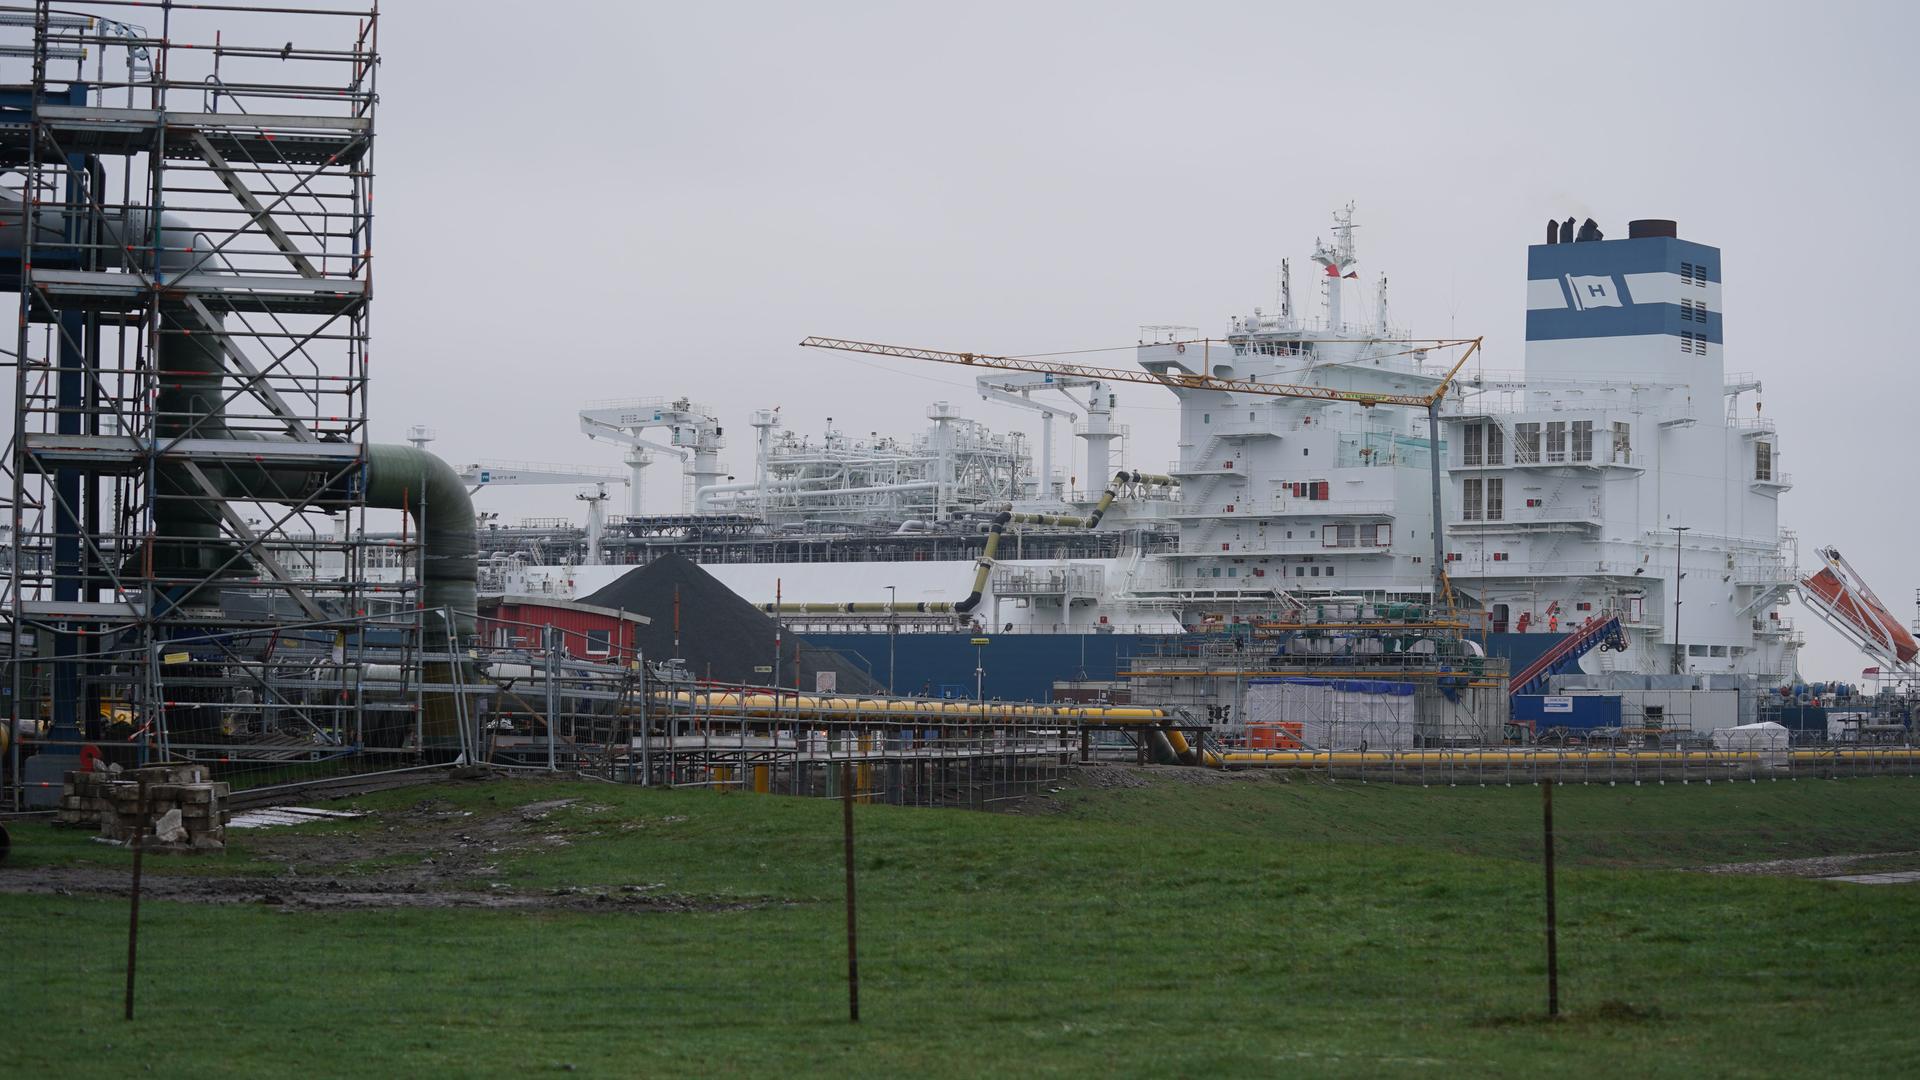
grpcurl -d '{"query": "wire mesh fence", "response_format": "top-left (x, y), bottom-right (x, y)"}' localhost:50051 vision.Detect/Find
top-left (5, 757), bottom-right (1920, 1074)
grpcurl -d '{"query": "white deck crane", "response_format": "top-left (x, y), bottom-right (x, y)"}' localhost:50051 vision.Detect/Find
top-left (457, 460), bottom-right (628, 565)
top-left (801, 334), bottom-right (1482, 603)
top-left (973, 373), bottom-right (1082, 503)
top-left (578, 397), bottom-right (727, 515)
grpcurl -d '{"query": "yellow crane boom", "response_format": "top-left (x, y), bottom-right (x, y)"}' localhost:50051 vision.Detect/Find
top-left (797, 335), bottom-right (1482, 408)
top-left (799, 333), bottom-right (1486, 609)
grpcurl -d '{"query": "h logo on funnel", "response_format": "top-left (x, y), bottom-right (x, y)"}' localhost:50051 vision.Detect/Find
top-left (1565, 274), bottom-right (1624, 310)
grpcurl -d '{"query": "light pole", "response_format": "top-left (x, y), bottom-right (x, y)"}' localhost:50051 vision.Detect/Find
top-left (972, 637), bottom-right (987, 702)
top-left (1671, 525), bottom-right (1690, 675)
top-left (885, 585), bottom-right (897, 696)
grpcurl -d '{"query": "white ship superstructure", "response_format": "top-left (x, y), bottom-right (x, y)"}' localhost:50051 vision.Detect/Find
top-left (1443, 218), bottom-right (1799, 682)
top-left (448, 207), bottom-right (1810, 692)
top-left (1125, 206), bottom-right (1453, 615)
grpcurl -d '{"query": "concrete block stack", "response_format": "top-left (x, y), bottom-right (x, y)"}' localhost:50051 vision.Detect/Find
top-left (56, 764), bottom-right (231, 852)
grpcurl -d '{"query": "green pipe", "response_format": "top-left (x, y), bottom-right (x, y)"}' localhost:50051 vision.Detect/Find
top-left (153, 304), bottom-right (475, 646)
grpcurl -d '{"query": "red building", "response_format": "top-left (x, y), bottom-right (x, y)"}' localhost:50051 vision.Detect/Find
top-left (478, 596), bottom-right (652, 664)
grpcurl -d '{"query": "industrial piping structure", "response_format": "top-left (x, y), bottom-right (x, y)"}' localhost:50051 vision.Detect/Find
top-left (2, 6), bottom-right (478, 803)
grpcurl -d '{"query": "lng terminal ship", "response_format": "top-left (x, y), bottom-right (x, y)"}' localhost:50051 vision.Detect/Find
top-left (443, 208), bottom-right (1908, 721)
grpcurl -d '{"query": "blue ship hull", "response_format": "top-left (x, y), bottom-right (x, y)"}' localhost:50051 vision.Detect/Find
top-left (816, 631), bottom-right (1569, 700)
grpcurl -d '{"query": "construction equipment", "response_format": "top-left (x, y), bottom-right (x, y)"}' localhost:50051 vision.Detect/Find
top-left (799, 335), bottom-right (1483, 602)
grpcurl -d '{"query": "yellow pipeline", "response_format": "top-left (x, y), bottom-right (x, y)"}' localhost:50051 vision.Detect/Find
top-left (955, 510), bottom-right (1012, 614)
top-left (1163, 726), bottom-right (1224, 767)
top-left (653, 689), bottom-right (1167, 724)
top-left (1084, 471), bottom-right (1128, 529)
top-left (1008, 512), bottom-right (1090, 527)
top-left (1218, 748), bottom-right (1920, 767)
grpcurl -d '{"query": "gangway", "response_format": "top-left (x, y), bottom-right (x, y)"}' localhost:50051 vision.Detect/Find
top-left (1508, 615), bottom-right (1627, 697)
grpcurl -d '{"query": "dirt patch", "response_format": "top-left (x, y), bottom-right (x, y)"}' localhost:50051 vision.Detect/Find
top-left (1689, 851), bottom-right (1920, 878)
top-left (0, 867), bottom-right (773, 913)
top-left (1, 791), bottom-right (789, 914)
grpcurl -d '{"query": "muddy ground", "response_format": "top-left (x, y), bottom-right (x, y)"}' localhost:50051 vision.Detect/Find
top-left (0, 789), bottom-right (776, 913)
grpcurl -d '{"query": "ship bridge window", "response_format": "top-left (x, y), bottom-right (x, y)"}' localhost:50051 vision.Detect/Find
top-left (1755, 441), bottom-right (1774, 481)
top-left (1572, 421), bottom-right (1593, 462)
top-left (1514, 423), bottom-right (1541, 464)
top-left (1612, 422), bottom-right (1632, 463)
top-left (1545, 422), bottom-right (1567, 463)
top-left (1462, 422), bottom-right (1505, 466)
top-left (1461, 477), bottom-right (1503, 521)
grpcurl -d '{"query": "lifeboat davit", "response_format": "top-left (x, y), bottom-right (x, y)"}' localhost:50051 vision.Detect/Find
top-left (1801, 565), bottom-right (1919, 663)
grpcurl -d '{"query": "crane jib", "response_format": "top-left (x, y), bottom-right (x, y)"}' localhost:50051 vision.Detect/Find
top-left (798, 335), bottom-right (1481, 410)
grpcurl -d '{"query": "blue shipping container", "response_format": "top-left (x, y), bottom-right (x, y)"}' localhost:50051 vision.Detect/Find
top-left (1510, 694), bottom-right (1623, 731)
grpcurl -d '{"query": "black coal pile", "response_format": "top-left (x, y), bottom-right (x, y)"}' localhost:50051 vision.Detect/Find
top-left (583, 555), bottom-right (882, 693)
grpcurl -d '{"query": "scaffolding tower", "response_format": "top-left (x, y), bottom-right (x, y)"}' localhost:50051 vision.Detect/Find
top-left (2, 2), bottom-right (406, 805)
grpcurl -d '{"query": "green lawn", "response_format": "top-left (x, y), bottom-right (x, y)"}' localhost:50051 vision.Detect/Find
top-left (5, 771), bottom-right (1919, 1077)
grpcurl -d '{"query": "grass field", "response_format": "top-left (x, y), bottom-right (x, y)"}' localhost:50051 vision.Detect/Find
top-left (4, 769), bottom-right (1919, 1077)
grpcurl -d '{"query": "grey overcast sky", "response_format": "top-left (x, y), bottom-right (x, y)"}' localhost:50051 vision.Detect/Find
top-left (15, 0), bottom-right (1913, 677)
top-left (366, 0), bottom-right (1915, 679)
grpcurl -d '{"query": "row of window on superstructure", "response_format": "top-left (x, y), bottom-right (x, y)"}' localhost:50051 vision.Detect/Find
top-left (1679, 261), bottom-right (1711, 286)
top-left (1460, 420), bottom-right (1631, 466)
top-left (1232, 340), bottom-right (1314, 357)
top-left (1202, 563), bottom-right (1338, 579)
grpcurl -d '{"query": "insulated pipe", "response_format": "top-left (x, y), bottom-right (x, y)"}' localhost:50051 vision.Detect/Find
top-left (1083, 470), bottom-right (1133, 530)
top-left (696, 479), bottom-right (941, 502)
top-left (361, 444), bottom-right (477, 646)
top-left (156, 306), bottom-right (476, 646)
top-left (1007, 512), bottom-right (1089, 528)
top-left (954, 511), bottom-right (1011, 613)
top-left (1163, 726), bottom-right (1223, 766)
top-left (651, 689), bottom-right (1166, 723)
top-left (759, 602), bottom-right (956, 614)
top-left (51, 196), bottom-right (476, 644)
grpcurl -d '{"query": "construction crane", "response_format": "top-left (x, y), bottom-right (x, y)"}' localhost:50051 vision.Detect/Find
top-left (456, 460), bottom-right (629, 565)
top-left (800, 335), bottom-right (1483, 602)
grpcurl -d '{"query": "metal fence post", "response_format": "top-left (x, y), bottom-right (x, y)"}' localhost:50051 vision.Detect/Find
top-left (1543, 777), bottom-right (1560, 1019)
top-left (125, 778), bottom-right (148, 1020)
top-left (841, 761), bottom-right (861, 1023)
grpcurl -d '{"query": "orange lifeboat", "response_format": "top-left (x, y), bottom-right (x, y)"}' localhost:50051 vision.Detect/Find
top-left (1802, 562), bottom-right (1919, 663)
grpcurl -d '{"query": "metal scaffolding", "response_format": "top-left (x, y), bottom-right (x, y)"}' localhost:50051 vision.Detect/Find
top-left (2, 2), bottom-right (405, 805)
